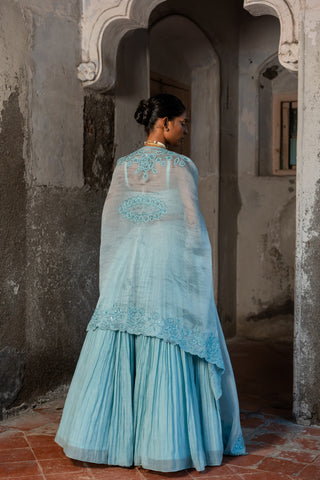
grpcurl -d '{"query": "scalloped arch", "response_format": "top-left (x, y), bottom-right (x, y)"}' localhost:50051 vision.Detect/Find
top-left (78, 0), bottom-right (299, 89)
top-left (243, 0), bottom-right (299, 71)
top-left (78, 0), bottom-right (166, 89)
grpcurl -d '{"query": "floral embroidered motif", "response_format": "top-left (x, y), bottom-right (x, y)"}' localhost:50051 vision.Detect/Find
top-left (117, 147), bottom-right (190, 180)
top-left (86, 303), bottom-right (225, 372)
top-left (119, 194), bottom-right (167, 223)
top-left (223, 432), bottom-right (246, 456)
top-left (229, 436), bottom-right (246, 455)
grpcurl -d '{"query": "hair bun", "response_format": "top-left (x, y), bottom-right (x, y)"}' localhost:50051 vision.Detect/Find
top-left (134, 99), bottom-right (152, 126)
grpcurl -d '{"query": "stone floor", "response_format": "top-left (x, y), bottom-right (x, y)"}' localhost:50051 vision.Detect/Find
top-left (1, 337), bottom-right (320, 480)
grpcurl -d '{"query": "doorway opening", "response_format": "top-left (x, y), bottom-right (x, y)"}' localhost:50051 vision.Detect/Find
top-left (150, 72), bottom-right (191, 156)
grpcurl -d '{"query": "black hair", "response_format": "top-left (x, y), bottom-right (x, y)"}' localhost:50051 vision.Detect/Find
top-left (134, 93), bottom-right (186, 134)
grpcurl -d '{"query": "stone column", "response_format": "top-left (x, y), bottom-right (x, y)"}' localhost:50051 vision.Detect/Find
top-left (294, 0), bottom-right (320, 425)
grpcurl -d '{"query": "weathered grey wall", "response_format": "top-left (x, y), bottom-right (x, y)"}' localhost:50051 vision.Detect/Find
top-left (294, 0), bottom-right (320, 426)
top-left (83, 92), bottom-right (115, 189)
top-left (0, 1), bottom-right (114, 413)
top-left (23, 0), bottom-right (83, 187)
top-left (151, 0), bottom-right (241, 337)
top-left (237, 11), bottom-right (296, 340)
top-left (0, 0), bottom-right (29, 413)
top-left (22, 187), bottom-right (105, 401)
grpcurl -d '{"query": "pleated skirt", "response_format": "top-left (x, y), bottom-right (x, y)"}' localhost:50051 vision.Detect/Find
top-left (55, 329), bottom-right (224, 472)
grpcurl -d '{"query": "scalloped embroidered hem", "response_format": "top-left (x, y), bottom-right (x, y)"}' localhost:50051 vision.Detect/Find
top-left (86, 303), bottom-right (225, 376)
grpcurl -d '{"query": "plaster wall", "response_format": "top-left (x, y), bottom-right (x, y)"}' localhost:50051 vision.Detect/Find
top-left (20, 0), bottom-right (84, 187)
top-left (0, 0), bottom-right (29, 412)
top-left (0, 1), bottom-right (113, 412)
top-left (237, 11), bottom-right (296, 339)
top-left (294, 0), bottom-right (320, 425)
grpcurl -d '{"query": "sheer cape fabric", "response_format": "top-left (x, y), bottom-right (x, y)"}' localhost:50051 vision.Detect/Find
top-left (86, 146), bottom-right (246, 456)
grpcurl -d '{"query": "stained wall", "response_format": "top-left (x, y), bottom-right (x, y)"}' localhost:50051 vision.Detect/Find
top-left (237, 11), bottom-right (296, 340)
top-left (0, 0), bottom-right (113, 414)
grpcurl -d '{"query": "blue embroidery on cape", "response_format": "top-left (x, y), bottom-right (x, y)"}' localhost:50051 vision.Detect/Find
top-left (117, 147), bottom-right (190, 180)
top-left (119, 194), bottom-right (167, 223)
top-left (86, 303), bottom-right (225, 372)
top-left (223, 432), bottom-right (247, 456)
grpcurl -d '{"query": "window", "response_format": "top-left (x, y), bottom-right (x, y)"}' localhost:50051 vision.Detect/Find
top-left (273, 94), bottom-right (297, 175)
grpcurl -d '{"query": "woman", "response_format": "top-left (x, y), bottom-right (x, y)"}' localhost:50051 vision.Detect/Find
top-left (55, 94), bottom-right (246, 472)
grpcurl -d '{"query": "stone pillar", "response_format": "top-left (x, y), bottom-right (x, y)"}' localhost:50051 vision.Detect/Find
top-left (294, 0), bottom-right (320, 425)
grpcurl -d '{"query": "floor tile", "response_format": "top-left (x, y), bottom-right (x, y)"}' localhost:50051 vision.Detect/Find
top-left (39, 458), bottom-right (87, 475)
top-left (2, 413), bottom-right (49, 432)
top-left (256, 457), bottom-right (305, 475)
top-left (45, 473), bottom-right (93, 480)
top-left (274, 449), bottom-right (319, 464)
top-left (302, 426), bottom-right (320, 437)
top-left (263, 423), bottom-right (292, 433)
top-left (240, 473), bottom-right (293, 480)
top-left (0, 460), bottom-right (42, 478)
top-left (0, 432), bottom-right (28, 450)
top-left (292, 436), bottom-right (320, 451)
top-left (0, 448), bottom-right (35, 463)
top-left (26, 435), bottom-right (56, 448)
top-left (223, 454), bottom-right (264, 467)
top-left (24, 424), bottom-right (58, 437)
top-left (32, 445), bottom-right (65, 460)
top-left (0, 477), bottom-right (44, 480)
top-left (249, 433), bottom-right (287, 446)
top-left (188, 465), bottom-right (233, 477)
top-left (90, 466), bottom-right (144, 479)
top-left (189, 475), bottom-right (242, 480)
top-left (138, 468), bottom-right (190, 479)
top-left (229, 465), bottom-right (261, 474)
top-left (297, 463), bottom-right (320, 480)
top-left (246, 444), bottom-right (278, 456)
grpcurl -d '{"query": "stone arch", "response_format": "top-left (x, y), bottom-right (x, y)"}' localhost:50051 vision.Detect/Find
top-left (79, 0), bottom-right (299, 89)
top-left (243, 0), bottom-right (299, 71)
top-left (78, 0), bottom-right (166, 89)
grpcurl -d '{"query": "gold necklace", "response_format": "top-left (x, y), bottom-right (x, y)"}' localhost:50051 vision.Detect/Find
top-left (144, 140), bottom-right (166, 149)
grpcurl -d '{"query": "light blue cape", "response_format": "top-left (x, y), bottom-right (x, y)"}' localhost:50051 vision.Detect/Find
top-left (87, 146), bottom-right (246, 456)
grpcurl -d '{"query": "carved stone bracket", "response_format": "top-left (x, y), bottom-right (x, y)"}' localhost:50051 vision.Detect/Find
top-left (243, 0), bottom-right (299, 71)
top-left (78, 0), bottom-right (166, 89)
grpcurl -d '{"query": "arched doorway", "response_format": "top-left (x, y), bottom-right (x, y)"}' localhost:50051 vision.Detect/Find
top-left (114, 14), bottom-right (220, 297)
top-left (149, 15), bottom-right (220, 296)
top-left (80, 0), bottom-right (315, 422)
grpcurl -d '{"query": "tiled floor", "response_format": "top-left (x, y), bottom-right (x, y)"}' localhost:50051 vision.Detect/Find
top-left (1, 337), bottom-right (319, 480)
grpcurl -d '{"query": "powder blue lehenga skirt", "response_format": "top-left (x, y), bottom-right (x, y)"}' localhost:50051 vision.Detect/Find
top-left (55, 324), bottom-right (246, 472)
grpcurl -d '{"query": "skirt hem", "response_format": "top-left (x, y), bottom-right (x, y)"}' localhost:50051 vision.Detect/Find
top-left (55, 436), bottom-right (223, 473)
